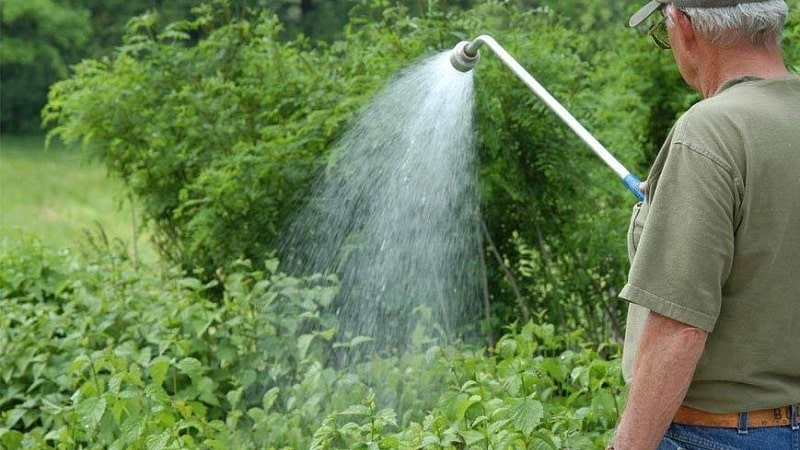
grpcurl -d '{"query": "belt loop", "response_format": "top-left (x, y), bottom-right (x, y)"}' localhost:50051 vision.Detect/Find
top-left (737, 412), bottom-right (749, 434)
top-left (791, 404), bottom-right (799, 431)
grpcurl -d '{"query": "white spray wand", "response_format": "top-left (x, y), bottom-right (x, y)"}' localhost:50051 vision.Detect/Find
top-left (450, 35), bottom-right (645, 201)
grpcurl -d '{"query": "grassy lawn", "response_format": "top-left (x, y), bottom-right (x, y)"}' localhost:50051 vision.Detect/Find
top-left (0, 134), bottom-right (152, 260)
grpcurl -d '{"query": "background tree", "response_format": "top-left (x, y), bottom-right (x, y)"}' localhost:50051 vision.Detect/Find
top-left (0, 0), bottom-right (91, 132)
top-left (1, 0), bottom-right (477, 134)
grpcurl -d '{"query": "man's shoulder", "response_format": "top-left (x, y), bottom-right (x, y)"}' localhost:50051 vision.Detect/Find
top-left (676, 75), bottom-right (800, 134)
top-left (705, 75), bottom-right (800, 109)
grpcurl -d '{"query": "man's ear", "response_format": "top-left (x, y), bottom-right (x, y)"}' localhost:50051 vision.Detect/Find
top-left (670, 7), bottom-right (696, 49)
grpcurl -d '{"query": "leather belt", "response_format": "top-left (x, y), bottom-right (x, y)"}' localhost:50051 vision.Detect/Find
top-left (674, 405), bottom-right (798, 428)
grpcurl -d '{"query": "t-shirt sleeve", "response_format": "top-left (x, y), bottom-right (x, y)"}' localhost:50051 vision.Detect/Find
top-left (620, 137), bottom-right (736, 332)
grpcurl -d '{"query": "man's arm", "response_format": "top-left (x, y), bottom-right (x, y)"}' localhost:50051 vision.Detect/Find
top-left (612, 311), bottom-right (708, 450)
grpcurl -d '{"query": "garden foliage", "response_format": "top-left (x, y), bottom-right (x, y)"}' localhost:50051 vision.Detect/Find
top-left (5, 0), bottom-right (799, 447)
top-left (0, 0), bottom-right (92, 132)
top-left (41, 0), bottom-right (800, 344)
top-left (42, 0), bottom-right (669, 343)
top-left (0, 236), bottom-right (623, 448)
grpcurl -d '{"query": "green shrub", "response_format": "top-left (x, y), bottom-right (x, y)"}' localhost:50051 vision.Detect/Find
top-left (44, 7), bottom-right (353, 274)
top-left (1, 235), bottom-right (624, 449)
top-left (43, 2), bottom-right (465, 277)
top-left (312, 322), bottom-right (624, 449)
top-left (8, 0), bottom-right (795, 447)
top-left (465, 4), bottom-right (660, 342)
top-left (0, 235), bottom-right (341, 448)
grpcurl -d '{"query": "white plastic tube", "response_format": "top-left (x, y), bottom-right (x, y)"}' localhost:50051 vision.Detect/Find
top-left (451, 35), bottom-right (645, 200)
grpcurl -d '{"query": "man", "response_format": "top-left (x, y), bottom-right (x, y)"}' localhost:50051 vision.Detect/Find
top-left (610, 1), bottom-right (800, 449)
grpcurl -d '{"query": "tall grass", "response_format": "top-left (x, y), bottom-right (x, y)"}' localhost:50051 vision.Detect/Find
top-left (0, 134), bottom-right (151, 260)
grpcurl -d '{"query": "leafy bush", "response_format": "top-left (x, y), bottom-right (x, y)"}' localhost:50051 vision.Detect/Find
top-left (45, 6), bottom-right (355, 274)
top-left (464, 5), bottom-right (661, 341)
top-left (7, 1), bottom-right (796, 448)
top-left (0, 235), bottom-right (341, 448)
top-left (0, 235), bottom-right (623, 449)
top-left (44, 1), bottom-right (475, 278)
top-left (313, 322), bottom-right (623, 449)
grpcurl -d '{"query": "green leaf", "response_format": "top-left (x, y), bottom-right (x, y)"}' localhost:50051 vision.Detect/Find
top-left (530, 430), bottom-right (561, 449)
top-left (453, 394), bottom-right (481, 422)
top-left (0, 429), bottom-right (24, 449)
top-left (146, 431), bottom-right (170, 450)
top-left (511, 398), bottom-right (544, 437)
top-left (461, 430), bottom-right (485, 446)
top-left (77, 396), bottom-right (107, 436)
top-left (177, 277), bottom-right (205, 291)
top-left (226, 387), bottom-right (244, 408)
top-left (122, 413), bottom-right (145, 443)
top-left (176, 357), bottom-right (204, 381)
top-left (247, 407), bottom-right (267, 422)
top-left (68, 354), bottom-right (91, 376)
top-left (264, 259), bottom-right (279, 274)
top-left (196, 376), bottom-right (220, 406)
top-left (201, 439), bottom-right (228, 450)
top-left (150, 356), bottom-right (171, 387)
top-left (339, 404), bottom-right (370, 416)
top-left (297, 334), bottom-right (314, 360)
top-left (262, 387), bottom-right (280, 412)
top-left (332, 335), bottom-right (374, 349)
top-left (4, 408), bottom-right (27, 429)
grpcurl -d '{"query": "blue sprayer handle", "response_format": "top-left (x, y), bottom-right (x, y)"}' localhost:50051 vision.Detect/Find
top-left (623, 173), bottom-right (646, 201)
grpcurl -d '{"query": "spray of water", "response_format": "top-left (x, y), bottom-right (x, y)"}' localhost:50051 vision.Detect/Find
top-left (281, 51), bottom-right (481, 359)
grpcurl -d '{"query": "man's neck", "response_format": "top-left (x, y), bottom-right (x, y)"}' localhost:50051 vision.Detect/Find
top-left (695, 45), bottom-right (789, 98)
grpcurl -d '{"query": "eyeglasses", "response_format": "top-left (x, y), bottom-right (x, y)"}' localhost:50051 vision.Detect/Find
top-left (641, 8), bottom-right (671, 50)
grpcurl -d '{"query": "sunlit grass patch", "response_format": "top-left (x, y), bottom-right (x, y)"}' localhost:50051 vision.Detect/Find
top-left (0, 134), bottom-right (151, 259)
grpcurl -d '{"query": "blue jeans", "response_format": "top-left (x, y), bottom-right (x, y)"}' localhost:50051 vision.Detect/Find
top-left (658, 405), bottom-right (800, 450)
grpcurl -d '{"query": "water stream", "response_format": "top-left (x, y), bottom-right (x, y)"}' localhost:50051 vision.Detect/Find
top-left (280, 51), bottom-right (482, 360)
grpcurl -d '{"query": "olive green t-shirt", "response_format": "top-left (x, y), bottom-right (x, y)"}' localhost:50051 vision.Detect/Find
top-left (620, 75), bottom-right (800, 413)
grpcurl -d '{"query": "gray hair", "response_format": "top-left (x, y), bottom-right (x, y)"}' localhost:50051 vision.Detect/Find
top-left (666, 0), bottom-right (788, 48)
